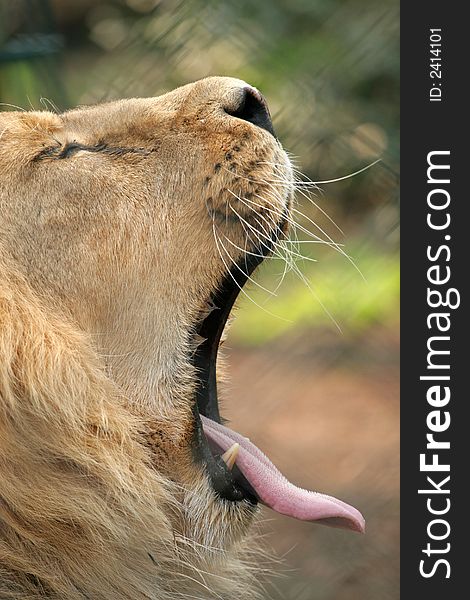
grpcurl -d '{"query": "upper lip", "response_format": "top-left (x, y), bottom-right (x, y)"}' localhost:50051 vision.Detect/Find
top-left (190, 207), bottom-right (289, 503)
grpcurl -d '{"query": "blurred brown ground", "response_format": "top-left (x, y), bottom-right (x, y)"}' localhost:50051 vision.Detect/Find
top-left (222, 328), bottom-right (399, 600)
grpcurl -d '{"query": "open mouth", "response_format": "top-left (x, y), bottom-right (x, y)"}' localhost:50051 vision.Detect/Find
top-left (191, 208), bottom-right (365, 534)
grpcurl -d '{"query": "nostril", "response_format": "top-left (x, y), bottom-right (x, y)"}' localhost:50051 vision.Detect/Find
top-left (225, 87), bottom-right (276, 137)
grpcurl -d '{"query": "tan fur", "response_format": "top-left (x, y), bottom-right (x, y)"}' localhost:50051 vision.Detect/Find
top-left (0, 77), bottom-right (293, 598)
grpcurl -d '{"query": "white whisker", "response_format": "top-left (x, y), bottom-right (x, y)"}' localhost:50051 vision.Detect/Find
top-left (216, 154), bottom-right (374, 330)
top-left (212, 221), bottom-right (292, 323)
top-left (245, 191), bottom-right (364, 279)
top-left (304, 159), bottom-right (382, 185)
top-left (214, 226), bottom-right (277, 297)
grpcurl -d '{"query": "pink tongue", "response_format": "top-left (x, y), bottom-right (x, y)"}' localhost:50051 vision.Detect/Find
top-left (201, 416), bottom-right (365, 533)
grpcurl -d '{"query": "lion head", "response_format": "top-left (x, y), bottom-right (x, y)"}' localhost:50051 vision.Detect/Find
top-left (0, 77), bottom-right (363, 599)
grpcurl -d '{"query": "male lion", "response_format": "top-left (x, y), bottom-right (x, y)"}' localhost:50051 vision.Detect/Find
top-left (0, 77), bottom-right (364, 599)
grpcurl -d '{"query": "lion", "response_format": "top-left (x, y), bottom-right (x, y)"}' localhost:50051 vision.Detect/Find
top-left (0, 77), bottom-right (364, 599)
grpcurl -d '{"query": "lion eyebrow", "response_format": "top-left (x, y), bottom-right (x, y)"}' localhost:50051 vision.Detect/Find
top-left (33, 141), bottom-right (153, 161)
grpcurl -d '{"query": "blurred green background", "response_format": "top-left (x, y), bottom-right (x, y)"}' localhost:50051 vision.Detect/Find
top-left (1, 1), bottom-right (399, 599)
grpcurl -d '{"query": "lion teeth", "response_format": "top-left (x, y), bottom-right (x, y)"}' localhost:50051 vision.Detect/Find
top-left (221, 443), bottom-right (239, 470)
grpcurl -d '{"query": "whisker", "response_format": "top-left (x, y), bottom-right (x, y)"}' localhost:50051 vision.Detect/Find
top-left (228, 201), bottom-right (292, 262)
top-left (244, 192), bottom-right (365, 279)
top-left (39, 97), bottom-right (60, 113)
top-left (215, 225), bottom-right (278, 297)
top-left (267, 246), bottom-right (291, 300)
top-left (273, 174), bottom-right (345, 236)
top-left (229, 206), bottom-right (290, 268)
top-left (223, 165), bottom-right (345, 240)
top-left (235, 196), bottom-right (320, 264)
top-left (220, 231), bottom-right (287, 261)
top-left (283, 239), bottom-right (345, 246)
top-left (304, 159), bottom-right (382, 185)
top-left (0, 102), bottom-right (26, 112)
top-left (229, 189), bottom-right (302, 264)
top-left (287, 257), bottom-right (343, 333)
top-left (256, 158), bottom-right (380, 186)
top-left (227, 190), bottom-right (282, 250)
top-left (212, 222), bottom-right (292, 323)
top-left (220, 150), bottom-right (372, 330)
top-left (228, 201), bottom-right (342, 332)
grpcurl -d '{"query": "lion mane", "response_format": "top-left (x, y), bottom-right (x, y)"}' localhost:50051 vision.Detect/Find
top-left (1, 252), bottom-right (269, 599)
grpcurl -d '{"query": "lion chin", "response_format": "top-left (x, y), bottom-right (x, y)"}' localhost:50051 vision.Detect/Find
top-left (0, 76), bottom-right (363, 599)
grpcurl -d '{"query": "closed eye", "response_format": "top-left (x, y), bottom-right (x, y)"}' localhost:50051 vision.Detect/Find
top-left (33, 141), bottom-right (154, 161)
top-left (58, 142), bottom-right (107, 158)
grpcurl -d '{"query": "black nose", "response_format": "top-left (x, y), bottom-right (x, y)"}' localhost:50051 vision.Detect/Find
top-left (226, 87), bottom-right (276, 137)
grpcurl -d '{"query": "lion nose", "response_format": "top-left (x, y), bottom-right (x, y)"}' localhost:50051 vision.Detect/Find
top-left (224, 86), bottom-right (276, 138)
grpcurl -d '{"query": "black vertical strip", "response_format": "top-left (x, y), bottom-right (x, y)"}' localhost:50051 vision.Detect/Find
top-left (401, 3), bottom-right (466, 598)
